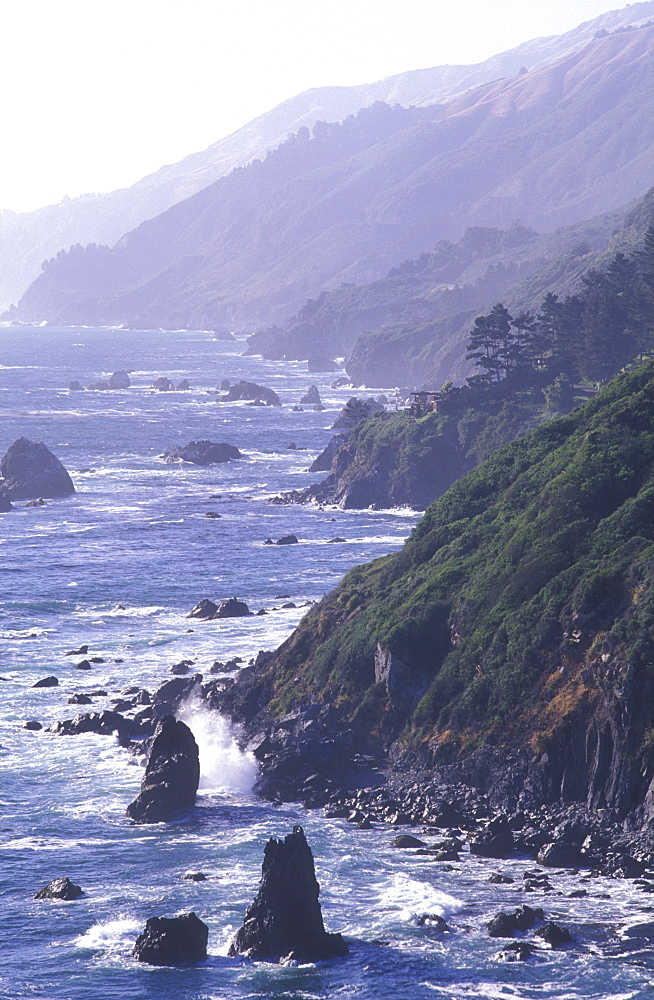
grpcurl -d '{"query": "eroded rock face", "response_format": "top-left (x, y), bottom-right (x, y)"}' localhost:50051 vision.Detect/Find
top-left (228, 826), bottom-right (348, 962)
top-left (34, 877), bottom-right (83, 900)
top-left (0, 438), bottom-right (75, 500)
top-left (126, 715), bottom-right (200, 823)
top-left (222, 380), bottom-right (281, 406)
top-left (162, 440), bottom-right (241, 464)
top-left (132, 912), bottom-right (208, 965)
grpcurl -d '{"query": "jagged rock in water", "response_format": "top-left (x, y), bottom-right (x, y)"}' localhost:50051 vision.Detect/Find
top-left (0, 437), bottom-right (75, 500)
top-left (132, 912), bottom-right (208, 965)
top-left (32, 675), bottom-right (59, 688)
top-left (152, 377), bottom-right (175, 391)
top-left (494, 941), bottom-right (533, 962)
top-left (228, 825), bottom-right (348, 962)
top-left (222, 380), bottom-right (280, 406)
top-left (187, 598), bottom-right (219, 619)
top-left (214, 597), bottom-right (252, 617)
top-left (0, 489), bottom-right (12, 511)
top-left (68, 380), bottom-right (84, 390)
top-left (47, 709), bottom-right (141, 739)
top-left (487, 905), bottom-right (544, 937)
top-left (276, 535), bottom-right (298, 546)
top-left (176, 379), bottom-right (191, 390)
top-left (126, 715), bottom-right (200, 823)
top-left (162, 440), bottom-right (241, 464)
top-left (469, 816), bottom-right (515, 858)
top-left (535, 921), bottom-right (572, 947)
top-left (34, 877), bottom-right (83, 900)
top-left (299, 385), bottom-right (321, 406)
top-left (108, 370), bottom-right (130, 389)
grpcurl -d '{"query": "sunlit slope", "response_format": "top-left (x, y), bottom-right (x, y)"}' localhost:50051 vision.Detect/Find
top-left (12, 25), bottom-right (654, 331)
top-left (247, 363), bottom-right (654, 811)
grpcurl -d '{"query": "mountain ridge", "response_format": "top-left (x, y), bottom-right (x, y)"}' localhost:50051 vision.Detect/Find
top-left (3, 0), bottom-right (654, 312)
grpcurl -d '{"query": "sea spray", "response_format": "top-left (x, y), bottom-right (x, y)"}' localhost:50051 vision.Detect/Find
top-left (178, 698), bottom-right (258, 795)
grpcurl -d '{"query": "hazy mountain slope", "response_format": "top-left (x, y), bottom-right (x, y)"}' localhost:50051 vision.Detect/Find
top-left (11, 24), bottom-right (654, 332)
top-left (2, 0), bottom-right (652, 313)
top-left (222, 362), bottom-right (654, 818)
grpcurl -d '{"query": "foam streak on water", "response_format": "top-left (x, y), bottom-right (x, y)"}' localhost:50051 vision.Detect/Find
top-left (0, 327), bottom-right (651, 1000)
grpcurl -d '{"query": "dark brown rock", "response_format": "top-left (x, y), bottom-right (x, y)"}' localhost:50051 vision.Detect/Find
top-left (0, 437), bottom-right (75, 500)
top-left (126, 715), bottom-right (200, 824)
top-left (228, 825), bottom-right (348, 962)
top-left (132, 912), bottom-right (208, 965)
top-left (162, 440), bottom-right (241, 464)
top-left (34, 877), bottom-right (83, 900)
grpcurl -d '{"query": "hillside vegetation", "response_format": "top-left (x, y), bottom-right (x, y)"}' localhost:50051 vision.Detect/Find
top-left (237, 363), bottom-right (654, 814)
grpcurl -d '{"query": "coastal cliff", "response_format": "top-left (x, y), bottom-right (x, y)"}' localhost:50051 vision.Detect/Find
top-left (217, 363), bottom-right (654, 824)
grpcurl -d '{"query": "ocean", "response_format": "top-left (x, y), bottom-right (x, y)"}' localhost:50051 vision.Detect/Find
top-left (0, 325), bottom-right (651, 1000)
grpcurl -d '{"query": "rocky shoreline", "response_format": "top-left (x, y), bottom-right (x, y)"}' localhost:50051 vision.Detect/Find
top-left (38, 662), bottom-right (654, 883)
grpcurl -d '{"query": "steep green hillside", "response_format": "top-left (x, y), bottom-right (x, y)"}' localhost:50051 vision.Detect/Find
top-left (240, 364), bottom-right (654, 811)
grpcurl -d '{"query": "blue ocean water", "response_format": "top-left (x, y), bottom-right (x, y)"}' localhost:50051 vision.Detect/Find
top-left (0, 325), bottom-right (651, 1000)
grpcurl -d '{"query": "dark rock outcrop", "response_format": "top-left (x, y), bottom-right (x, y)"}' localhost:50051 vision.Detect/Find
top-left (276, 535), bottom-right (298, 546)
top-left (34, 877), bottom-right (83, 900)
top-left (535, 921), bottom-right (572, 947)
top-left (162, 440), bottom-right (241, 465)
top-left (228, 826), bottom-right (348, 962)
top-left (132, 912), bottom-right (208, 965)
top-left (0, 437), bottom-right (75, 500)
top-left (187, 598), bottom-right (218, 620)
top-left (487, 905), bottom-right (544, 937)
top-left (47, 709), bottom-right (144, 740)
top-left (126, 715), bottom-right (200, 823)
top-left (469, 816), bottom-right (515, 858)
top-left (299, 386), bottom-right (321, 406)
top-left (0, 489), bottom-right (12, 511)
top-left (32, 675), bottom-right (59, 688)
top-left (152, 377), bottom-right (175, 391)
top-left (222, 380), bottom-right (281, 406)
top-left (108, 370), bottom-right (130, 389)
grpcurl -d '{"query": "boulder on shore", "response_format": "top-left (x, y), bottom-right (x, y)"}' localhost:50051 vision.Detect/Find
top-left (126, 715), bottom-right (200, 824)
top-left (228, 825), bottom-right (348, 963)
top-left (162, 440), bottom-right (241, 464)
top-left (0, 437), bottom-right (75, 500)
top-left (34, 877), bottom-right (83, 900)
top-left (133, 912), bottom-right (208, 965)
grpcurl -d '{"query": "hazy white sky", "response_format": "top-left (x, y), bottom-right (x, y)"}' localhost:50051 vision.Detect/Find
top-left (0, 0), bottom-right (635, 213)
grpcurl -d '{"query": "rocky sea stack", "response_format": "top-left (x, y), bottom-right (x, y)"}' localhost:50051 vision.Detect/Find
top-left (126, 715), bottom-right (200, 823)
top-left (132, 912), bottom-right (208, 965)
top-left (228, 826), bottom-right (348, 963)
top-left (0, 437), bottom-right (75, 500)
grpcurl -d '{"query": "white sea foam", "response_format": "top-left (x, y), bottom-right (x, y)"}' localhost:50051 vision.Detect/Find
top-left (177, 699), bottom-right (257, 795)
top-left (75, 916), bottom-right (142, 953)
top-left (377, 874), bottom-right (463, 923)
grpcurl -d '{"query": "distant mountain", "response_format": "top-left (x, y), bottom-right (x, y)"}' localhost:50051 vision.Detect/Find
top-left (2, 0), bottom-right (653, 312)
top-left (11, 23), bottom-right (654, 334)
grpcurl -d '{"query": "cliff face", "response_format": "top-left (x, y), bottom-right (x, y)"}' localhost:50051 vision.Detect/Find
top-left (226, 364), bottom-right (654, 821)
top-left (281, 412), bottom-right (467, 510)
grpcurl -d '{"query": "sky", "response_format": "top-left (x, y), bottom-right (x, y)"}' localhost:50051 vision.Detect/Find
top-left (0, 0), bottom-right (639, 213)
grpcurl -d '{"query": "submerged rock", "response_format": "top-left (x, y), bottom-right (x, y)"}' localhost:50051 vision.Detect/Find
top-left (162, 440), bottom-right (241, 464)
top-left (132, 912), bottom-right (208, 965)
top-left (126, 715), bottom-right (200, 824)
top-left (228, 825), bottom-right (348, 962)
top-left (0, 437), bottom-right (75, 500)
top-left (34, 877), bottom-right (83, 900)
